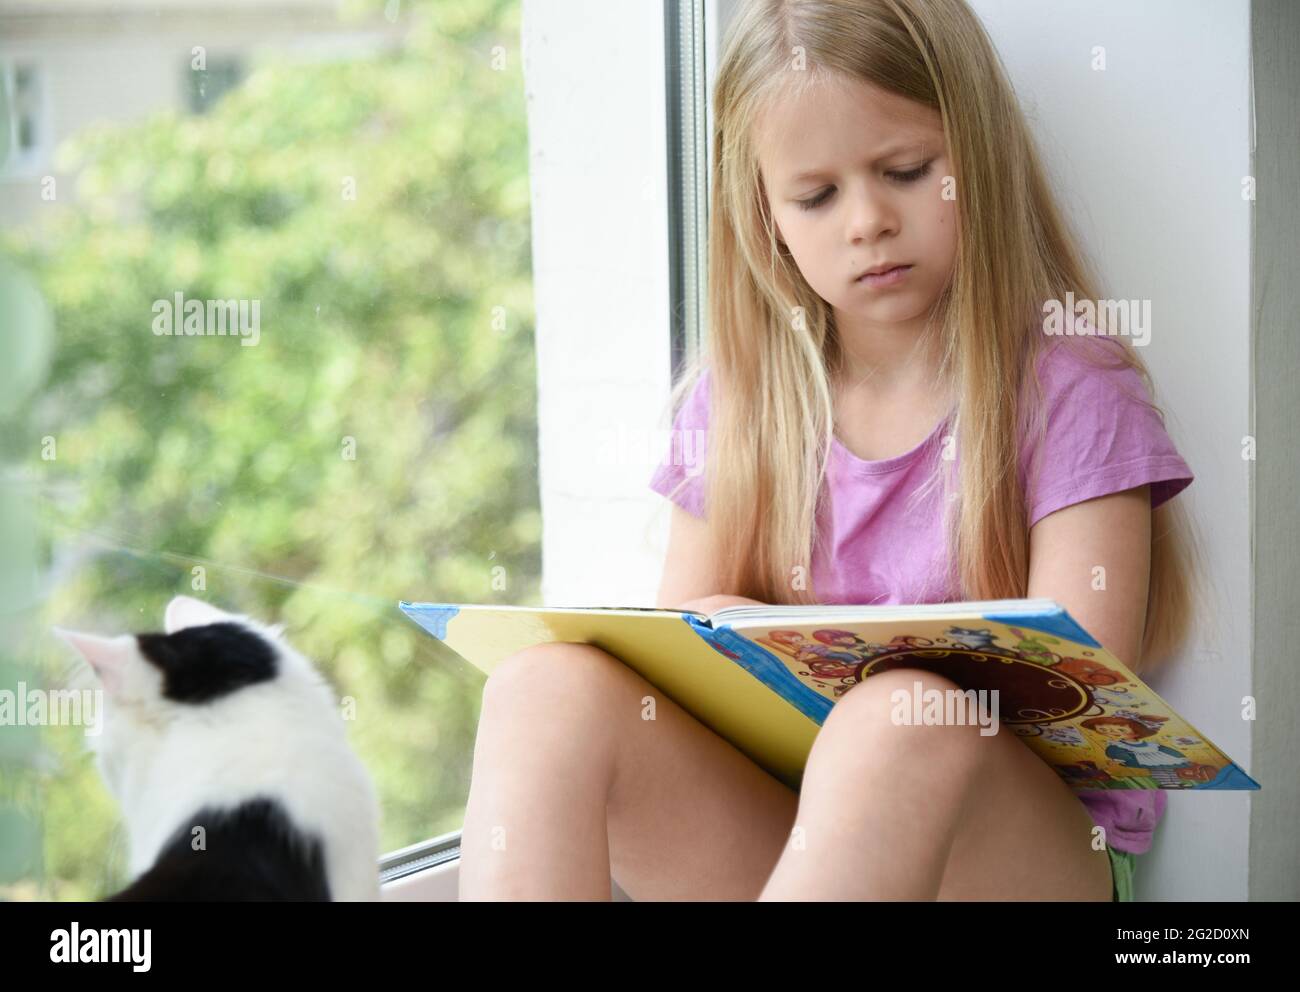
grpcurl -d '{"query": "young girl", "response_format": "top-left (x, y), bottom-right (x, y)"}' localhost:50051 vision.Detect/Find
top-left (458, 0), bottom-right (1200, 901)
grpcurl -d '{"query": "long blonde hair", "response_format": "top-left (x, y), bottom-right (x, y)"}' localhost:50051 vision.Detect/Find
top-left (660, 0), bottom-right (1202, 672)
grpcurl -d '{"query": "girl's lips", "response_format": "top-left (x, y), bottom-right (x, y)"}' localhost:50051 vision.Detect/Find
top-left (856, 264), bottom-right (913, 287)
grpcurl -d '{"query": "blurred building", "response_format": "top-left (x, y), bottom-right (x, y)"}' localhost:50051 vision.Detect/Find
top-left (0, 0), bottom-right (405, 229)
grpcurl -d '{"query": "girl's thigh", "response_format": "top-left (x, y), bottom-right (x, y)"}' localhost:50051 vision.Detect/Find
top-left (502, 642), bottom-right (799, 901)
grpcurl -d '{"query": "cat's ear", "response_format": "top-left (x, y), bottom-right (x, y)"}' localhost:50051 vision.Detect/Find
top-left (164, 595), bottom-right (233, 634)
top-left (52, 628), bottom-right (133, 695)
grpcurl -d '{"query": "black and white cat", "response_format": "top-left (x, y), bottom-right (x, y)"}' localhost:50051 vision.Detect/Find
top-left (54, 595), bottom-right (381, 901)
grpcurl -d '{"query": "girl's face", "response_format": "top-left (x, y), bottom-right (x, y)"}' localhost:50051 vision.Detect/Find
top-left (1094, 724), bottom-right (1139, 742)
top-left (756, 74), bottom-right (958, 338)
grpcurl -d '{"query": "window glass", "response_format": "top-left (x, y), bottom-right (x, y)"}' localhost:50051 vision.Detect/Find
top-left (1, 0), bottom-right (536, 900)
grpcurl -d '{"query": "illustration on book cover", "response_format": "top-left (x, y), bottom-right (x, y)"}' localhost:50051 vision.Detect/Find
top-left (751, 619), bottom-right (1245, 791)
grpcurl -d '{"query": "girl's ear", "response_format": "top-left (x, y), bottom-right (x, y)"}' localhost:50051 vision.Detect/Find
top-left (164, 595), bottom-right (233, 634)
top-left (52, 628), bottom-right (134, 696)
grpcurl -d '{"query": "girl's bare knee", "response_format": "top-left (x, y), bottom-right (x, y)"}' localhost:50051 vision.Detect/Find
top-left (474, 643), bottom-right (629, 799)
top-left (483, 641), bottom-right (628, 709)
top-left (827, 667), bottom-right (965, 725)
top-left (814, 667), bottom-right (991, 769)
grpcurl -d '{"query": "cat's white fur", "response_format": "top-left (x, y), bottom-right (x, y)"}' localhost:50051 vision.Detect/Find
top-left (54, 595), bottom-right (381, 900)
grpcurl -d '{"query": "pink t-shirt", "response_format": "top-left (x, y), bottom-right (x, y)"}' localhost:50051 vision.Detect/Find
top-left (648, 336), bottom-right (1194, 854)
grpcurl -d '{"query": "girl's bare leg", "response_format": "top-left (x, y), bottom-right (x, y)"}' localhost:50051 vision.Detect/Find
top-left (458, 641), bottom-right (799, 901)
top-left (457, 642), bottom-right (620, 900)
top-left (759, 667), bottom-right (1112, 901)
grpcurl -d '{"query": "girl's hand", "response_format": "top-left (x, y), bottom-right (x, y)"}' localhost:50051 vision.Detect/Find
top-left (674, 594), bottom-right (768, 615)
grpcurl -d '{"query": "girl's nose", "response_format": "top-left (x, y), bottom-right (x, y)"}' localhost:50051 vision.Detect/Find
top-left (846, 180), bottom-right (899, 243)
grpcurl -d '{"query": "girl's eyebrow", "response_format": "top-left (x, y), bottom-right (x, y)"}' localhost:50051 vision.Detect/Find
top-left (788, 141), bottom-right (928, 184)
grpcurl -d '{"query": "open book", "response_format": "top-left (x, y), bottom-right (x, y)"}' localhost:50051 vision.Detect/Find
top-left (397, 597), bottom-right (1259, 795)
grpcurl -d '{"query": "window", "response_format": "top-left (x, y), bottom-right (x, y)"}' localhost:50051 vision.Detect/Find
top-left (1, 60), bottom-right (48, 176)
top-left (2, 0), bottom-right (537, 900)
top-left (184, 55), bottom-right (245, 115)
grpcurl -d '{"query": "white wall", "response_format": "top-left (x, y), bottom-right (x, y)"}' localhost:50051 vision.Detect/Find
top-left (968, 0), bottom-right (1253, 901)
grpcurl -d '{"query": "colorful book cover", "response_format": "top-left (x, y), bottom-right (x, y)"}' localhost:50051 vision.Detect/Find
top-left (398, 597), bottom-right (1259, 796)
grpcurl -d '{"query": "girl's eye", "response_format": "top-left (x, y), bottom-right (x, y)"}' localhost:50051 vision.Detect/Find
top-left (794, 160), bottom-right (934, 212)
top-left (890, 160), bottom-right (933, 183)
top-left (796, 188), bottom-right (833, 211)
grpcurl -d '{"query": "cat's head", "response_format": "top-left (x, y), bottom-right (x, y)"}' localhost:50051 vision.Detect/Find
top-left (53, 595), bottom-right (327, 800)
